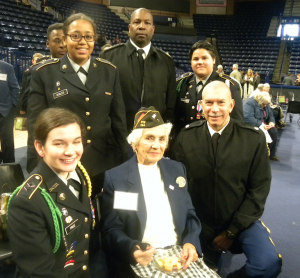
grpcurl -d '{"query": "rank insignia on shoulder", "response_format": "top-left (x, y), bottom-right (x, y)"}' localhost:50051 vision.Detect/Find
top-left (176, 176), bottom-right (186, 188)
top-left (254, 127), bottom-right (259, 130)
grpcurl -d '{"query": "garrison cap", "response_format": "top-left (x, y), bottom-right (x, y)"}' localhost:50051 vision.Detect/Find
top-left (133, 106), bottom-right (164, 129)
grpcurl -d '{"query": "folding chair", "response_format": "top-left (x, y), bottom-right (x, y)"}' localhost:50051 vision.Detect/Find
top-left (284, 101), bottom-right (300, 124)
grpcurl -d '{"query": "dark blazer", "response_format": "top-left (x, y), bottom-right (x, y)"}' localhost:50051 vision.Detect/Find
top-left (101, 155), bottom-right (202, 274)
top-left (27, 55), bottom-right (128, 195)
top-left (175, 71), bottom-right (243, 135)
top-left (100, 40), bottom-right (177, 132)
top-left (172, 119), bottom-right (271, 235)
top-left (0, 60), bottom-right (19, 116)
top-left (8, 160), bottom-right (92, 278)
top-left (243, 97), bottom-right (275, 127)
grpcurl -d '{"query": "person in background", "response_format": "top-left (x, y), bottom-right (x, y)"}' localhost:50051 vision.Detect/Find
top-left (101, 8), bottom-right (177, 133)
top-left (40, 0), bottom-right (47, 11)
top-left (174, 41), bottom-right (243, 138)
top-left (101, 107), bottom-right (201, 278)
top-left (243, 69), bottom-right (254, 100)
top-left (282, 73), bottom-right (294, 86)
top-left (19, 53), bottom-right (43, 115)
top-left (295, 73), bottom-right (300, 86)
top-left (247, 83), bottom-right (263, 98)
top-left (0, 60), bottom-right (19, 164)
top-left (27, 13), bottom-right (128, 199)
top-left (172, 81), bottom-right (282, 278)
top-left (244, 90), bottom-right (279, 161)
top-left (253, 72), bottom-right (260, 90)
top-left (8, 108), bottom-right (94, 277)
top-left (19, 23), bottom-right (67, 114)
top-left (216, 65), bottom-right (224, 75)
top-left (230, 64), bottom-right (242, 85)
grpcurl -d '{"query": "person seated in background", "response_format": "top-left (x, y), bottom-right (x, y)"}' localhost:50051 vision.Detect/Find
top-left (8, 108), bottom-right (94, 277)
top-left (263, 83), bottom-right (285, 129)
top-left (248, 83), bottom-right (264, 98)
top-left (216, 65), bottom-right (224, 75)
top-left (244, 91), bottom-right (279, 161)
top-left (295, 74), bottom-right (300, 86)
top-left (101, 107), bottom-right (202, 278)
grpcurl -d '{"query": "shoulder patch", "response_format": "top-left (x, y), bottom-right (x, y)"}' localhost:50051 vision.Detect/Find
top-left (157, 48), bottom-right (172, 58)
top-left (219, 74), bottom-right (235, 86)
top-left (17, 174), bottom-right (43, 199)
top-left (36, 58), bottom-right (59, 71)
top-left (103, 43), bottom-right (124, 52)
top-left (96, 58), bottom-right (116, 69)
top-left (184, 120), bottom-right (206, 130)
top-left (176, 72), bottom-right (193, 82)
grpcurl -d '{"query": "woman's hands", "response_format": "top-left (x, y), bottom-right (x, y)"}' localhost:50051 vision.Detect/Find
top-left (133, 245), bottom-right (155, 266)
top-left (180, 243), bottom-right (198, 269)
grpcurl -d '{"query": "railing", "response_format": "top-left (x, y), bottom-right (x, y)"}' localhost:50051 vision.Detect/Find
top-left (0, 46), bottom-right (32, 85)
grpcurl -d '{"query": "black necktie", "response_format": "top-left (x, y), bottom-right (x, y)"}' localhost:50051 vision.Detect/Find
top-left (196, 81), bottom-right (203, 87)
top-left (78, 67), bottom-right (88, 76)
top-left (196, 81), bottom-right (203, 95)
top-left (67, 178), bottom-right (81, 197)
top-left (137, 49), bottom-right (144, 90)
top-left (211, 133), bottom-right (220, 158)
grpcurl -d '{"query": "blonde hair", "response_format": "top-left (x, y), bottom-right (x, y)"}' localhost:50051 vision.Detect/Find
top-left (254, 91), bottom-right (271, 106)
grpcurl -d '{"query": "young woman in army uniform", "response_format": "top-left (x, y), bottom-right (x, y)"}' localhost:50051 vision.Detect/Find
top-left (8, 108), bottom-right (94, 278)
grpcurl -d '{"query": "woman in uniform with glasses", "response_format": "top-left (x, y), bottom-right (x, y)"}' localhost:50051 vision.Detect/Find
top-left (27, 13), bottom-right (128, 200)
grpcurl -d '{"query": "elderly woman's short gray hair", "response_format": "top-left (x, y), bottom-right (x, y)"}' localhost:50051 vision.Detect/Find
top-left (127, 123), bottom-right (173, 146)
top-left (254, 91), bottom-right (271, 106)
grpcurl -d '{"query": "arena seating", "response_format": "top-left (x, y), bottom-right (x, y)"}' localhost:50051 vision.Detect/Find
top-left (289, 39), bottom-right (300, 75)
top-left (193, 1), bottom-right (285, 75)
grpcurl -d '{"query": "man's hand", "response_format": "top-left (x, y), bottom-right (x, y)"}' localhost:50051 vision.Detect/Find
top-left (269, 122), bottom-right (275, 127)
top-left (133, 245), bottom-right (155, 266)
top-left (213, 231), bottom-right (233, 253)
top-left (180, 243), bottom-right (198, 269)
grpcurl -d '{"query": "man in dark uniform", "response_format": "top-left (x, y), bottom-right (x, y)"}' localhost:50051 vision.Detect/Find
top-left (174, 41), bottom-right (243, 136)
top-left (100, 8), bottom-right (177, 133)
top-left (172, 81), bottom-right (282, 278)
top-left (0, 60), bottom-right (19, 163)
top-left (19, 23), bottom-right (67, 113)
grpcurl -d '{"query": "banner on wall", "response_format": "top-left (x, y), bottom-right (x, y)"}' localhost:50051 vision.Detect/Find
top-left (196, 0), bottom-right (227, 7)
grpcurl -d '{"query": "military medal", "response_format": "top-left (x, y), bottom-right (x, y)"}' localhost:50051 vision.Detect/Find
top-left (65, 216), bottom-right (73, 224)
top-left (176, 176), bottom-right (186, 188)
top-left (196, 113), bottom-right (201, 119)
top-left (62, 208), bottom-right (68, 216)
top-left (196, 100), bottom-right (202, 119)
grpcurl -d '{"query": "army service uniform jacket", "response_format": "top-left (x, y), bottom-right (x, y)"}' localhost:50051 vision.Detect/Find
top-left (100, 40), bottom-right (177, 132)
top-left (172, 119), bottom-right (271, 235)
top-left (8, 160), bottom-right (92, 278)
top-left (26, 55), bottom-right (128, 195)
top-left (175, 71), bottom-right (243, 135)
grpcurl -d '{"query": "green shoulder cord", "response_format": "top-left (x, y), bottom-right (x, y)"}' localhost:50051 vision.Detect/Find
top-left (176, 78), bottom-right (185, 94)
top-left (7, 185), bottom-right (64, 253)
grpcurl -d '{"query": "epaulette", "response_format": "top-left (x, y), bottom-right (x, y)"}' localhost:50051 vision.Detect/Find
top-left (184, 120), bottom-right (206, 130)
top-left (157, 48), bottom-right (172, 58)
top-left (17, 174), bottom-right (43, 199)
top-left (36, 58), bottom-right (59, 71)
top-left (96, 58), bottom-right (116, 69)
top-left (237, 122), bottom-right (263, 134)
top-left (219, 73), bottom-right (235, 86)
top-left (36, 55), bottom-right (50, 64)
top-left (176, 72), bottom-right (193, 82)
top-left (103, 43), bottom-right (124, 52)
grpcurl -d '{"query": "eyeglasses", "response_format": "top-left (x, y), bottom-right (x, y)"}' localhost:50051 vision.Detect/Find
top-left (67, 34), bottom-right (96, 42)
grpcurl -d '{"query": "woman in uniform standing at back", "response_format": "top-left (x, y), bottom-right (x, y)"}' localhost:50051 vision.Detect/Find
top-left (27, 13), bottom-right (128, 198)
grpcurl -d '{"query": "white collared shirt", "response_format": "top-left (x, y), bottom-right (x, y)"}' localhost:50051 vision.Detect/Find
top-left (138, 163), bottom-right (177, 248)
top-left (130, 39), bottom-right (151, 59)
top-left (67, 55), bottom-right (91, 85)
top-left (207, 116), bottom-right (230, 137)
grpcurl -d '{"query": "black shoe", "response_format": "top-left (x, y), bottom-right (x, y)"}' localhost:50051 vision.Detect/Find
top-left (269, 156), bottom-right (279, 161)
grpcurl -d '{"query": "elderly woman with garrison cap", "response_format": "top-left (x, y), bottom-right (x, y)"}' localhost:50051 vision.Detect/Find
top-left (101, 107), bottom-right (202, 278)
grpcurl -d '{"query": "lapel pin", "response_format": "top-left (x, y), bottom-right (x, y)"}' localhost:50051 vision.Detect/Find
top-left (62, 65), bottom-right (67, 69)
top-left (169, 185), bottom-right (174, 190)
top-left (93, 63), bottom-right (97, 67)
top-left (62, 208), bottom-right (68, 216)
top-left (59, 193), bottom-right (66, 200)
top-left (65, 216), bottom-right (73, 224)
top-left (176, 177), bottom-right (186, 188)
top-left (56, 81), bottom-right (60, 86)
